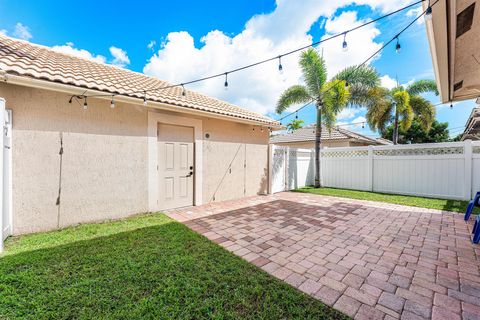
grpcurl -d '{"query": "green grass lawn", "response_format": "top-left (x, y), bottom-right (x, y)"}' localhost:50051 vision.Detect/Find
top-left (0, 213), bottom-right (347, 320)
top-left (294, 187), bottom-right (473, 213)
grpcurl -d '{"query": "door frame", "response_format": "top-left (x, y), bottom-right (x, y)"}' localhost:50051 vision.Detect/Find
top-left (148, 111), bottom-right (203, 211)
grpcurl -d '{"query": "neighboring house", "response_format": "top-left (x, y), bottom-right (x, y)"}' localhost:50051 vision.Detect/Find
top-left (269, 124), bottom-right (391, 148)
top-left (0, 34), bottom-right (280, 237)
top-left (461, 107), bottom-right (480, 140)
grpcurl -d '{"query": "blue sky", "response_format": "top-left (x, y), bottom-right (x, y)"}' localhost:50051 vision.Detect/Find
top-left (0, 0), bottom-right (474, 138)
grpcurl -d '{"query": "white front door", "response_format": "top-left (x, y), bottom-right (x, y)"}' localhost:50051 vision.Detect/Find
top-left (158, 123), bottom-right (194, 210)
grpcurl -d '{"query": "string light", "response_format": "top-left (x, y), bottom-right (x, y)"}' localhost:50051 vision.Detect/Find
top-left (278, 56), bottom-right (283, 74)
top-left (450, 103), bottom-right (453, 109)
top-left (83, 97), bottom-right (88, 110)
top-left (362, 122), bottom-right (365, 129)
top-left (395, 36), bottom-right (401, 53)
top-left (143, 92), bottom-right (148, 106)
top-left (224, 73), bottom-right (229, 90)
top-left (70, 1), bottom-right (423, 106)
top-left (424, 1), bottom-right (432, 21)
top-left (342, 32), bottom-right (348, 52)
top-left (110, 96), bottom-right (115, 109)
top-left (276, 0), bottom-right (436, 124)
top-left (181, 84), bottom-right (186, 96)
top-left (295, 112), bottom-right (298, 119)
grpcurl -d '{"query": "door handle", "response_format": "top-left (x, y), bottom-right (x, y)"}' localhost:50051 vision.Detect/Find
top-left (185, 171), bottom-right (194, 177)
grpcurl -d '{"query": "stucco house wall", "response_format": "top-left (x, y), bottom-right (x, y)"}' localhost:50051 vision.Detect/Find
top-left (0, 83), bottom-right (269, 235)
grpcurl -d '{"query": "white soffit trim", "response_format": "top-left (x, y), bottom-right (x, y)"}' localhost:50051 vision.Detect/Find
top-left (424, 0), bottom-right (450, 102)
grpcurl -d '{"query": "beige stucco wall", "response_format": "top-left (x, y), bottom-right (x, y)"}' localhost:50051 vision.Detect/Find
top-left (0, 84), bottom-right (149, 234)
top-left (0, 83), bottom-right (269, 235)
top-left (202, 118), bottom-right (268, 203)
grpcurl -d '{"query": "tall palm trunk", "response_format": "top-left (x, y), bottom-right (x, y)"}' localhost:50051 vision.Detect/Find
top-left (314, 103), bottom-right (322, 188)
top-left (392, 106), bottom-right (399, 145)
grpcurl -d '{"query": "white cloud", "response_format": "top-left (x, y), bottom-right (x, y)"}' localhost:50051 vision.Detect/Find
top-left (0, 29), bottom-right (7, 35)
top-left (109, 46), bottom-right (130, 67)
top-left (147, 40), bottom-right (156, 51)
top-left (52, 43), bottom-right (107, 63)
top-left (321, 11), bottom-right (382, 76)
top-left (406, 6), bottom-right (424, 24)
top-left (13, 23), bottom-right (32, 40)
top-left (337, 108), bottom-right (359, 120)
top-left (352, 116), bottom-right (367, 128)
top-left (143, 0), bottom-right (393, 115)
top-left (380, 74), bottom-right (397, 89)
top-left (51, 43), bottom-right (130, 67)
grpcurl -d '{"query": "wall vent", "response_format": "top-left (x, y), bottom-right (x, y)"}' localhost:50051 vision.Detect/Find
top-left (454, 80), bottom-right (464, 91)
top-left (456, 3), bottom-right (476, 38)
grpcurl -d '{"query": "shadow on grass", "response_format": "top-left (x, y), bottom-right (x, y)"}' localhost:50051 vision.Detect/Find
top-left (0, 221), bottom-right (347, 320)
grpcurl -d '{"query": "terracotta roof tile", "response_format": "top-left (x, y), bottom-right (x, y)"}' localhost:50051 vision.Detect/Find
top-left (0, 35), bottom-right (278, 125)
top-left (270, 124), bottom-right (390, 145)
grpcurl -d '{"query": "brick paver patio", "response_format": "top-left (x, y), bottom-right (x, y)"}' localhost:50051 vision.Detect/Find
top-left (167, 192), bottom-right (480, 319)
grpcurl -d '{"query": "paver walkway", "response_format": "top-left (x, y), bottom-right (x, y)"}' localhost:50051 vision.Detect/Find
top-left (167, 192), bottom-right (480, 320)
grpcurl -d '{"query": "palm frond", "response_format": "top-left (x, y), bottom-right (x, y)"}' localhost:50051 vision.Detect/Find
top-left (393, 91), bottom-right (413, 131)
top-left (365, 87), bottom-right (394, 132)
top-left (276, 85), bottom-right (312, 114)
top-left (333, 65), bottom-right (380, 108)
top-left (299, 48), bottom-right (327, 97)
top-left (406, 79), bottom-right (438, 96)
top-left (409, 95), bottom-right (436, 131)
top-left (321, 80), bottom-right (350, 129)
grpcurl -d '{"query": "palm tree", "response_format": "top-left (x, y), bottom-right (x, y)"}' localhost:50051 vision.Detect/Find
top-left (286, 119), bottom-right (304, 132)
top-left (365, 79), bottom-right (438, 144)
top-left (276, 48), bottom-right (380, 187)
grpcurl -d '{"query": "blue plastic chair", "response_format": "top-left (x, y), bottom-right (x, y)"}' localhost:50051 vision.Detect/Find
top-left (473, 215), bottom-right (480, 244)
top-left (464, 191), bottom-right (480, 221)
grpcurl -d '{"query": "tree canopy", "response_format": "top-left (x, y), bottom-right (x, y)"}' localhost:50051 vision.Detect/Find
top-left (381, 117), bottom-right (449, 144)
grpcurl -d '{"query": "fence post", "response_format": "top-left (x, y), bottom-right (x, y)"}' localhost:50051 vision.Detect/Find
top-left (465, 140), bottom-right (473, 200)
top-left (268, 144), bottom-right (273, 194)
top-left (367, 146), bottom-right (374, 191)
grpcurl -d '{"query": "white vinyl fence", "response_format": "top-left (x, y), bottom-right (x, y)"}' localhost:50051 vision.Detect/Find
top-left (270, 141), bottom-right (480, 201)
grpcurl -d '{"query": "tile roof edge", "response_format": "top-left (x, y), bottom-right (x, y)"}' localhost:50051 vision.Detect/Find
top-left (3, 72), bottom-right (281, 126)
top-left (0, 34), bottom-right (279, 126)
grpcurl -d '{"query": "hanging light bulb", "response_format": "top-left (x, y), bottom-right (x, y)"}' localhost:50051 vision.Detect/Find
top-left (278, 56), bottom-right (283, 74)
top-left (395, 36), bottom-right (401, 53)
top-left (224, 73), bottom-right (229, 91)
top-left (181, 84), bottom-right (186, 97)
top-left (110, 96), bottom-right (115, 109)
top-left (450, 103), bottom-right (453, 109)
top-left (295, 112), bottom-right (298, 119)
top-left (342, 32), bottom-right (348, 52)
top-left (83, 97), bottom-right (88, 110)
top-left (345, 81), bottom-right (349, 88)
top-left (143, 92), bottom-right (148, 106)
top-left (424, 2), bottom-right (432, 21)
top-left (362, 122), bottom-right (365, 129)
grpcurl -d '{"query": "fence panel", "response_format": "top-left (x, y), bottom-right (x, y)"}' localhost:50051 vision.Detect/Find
top-left (270, 140), bottom-right (478, 201)
top-left (271, 146), bottom-right (287, 193)
top-left (473, 142), bottom-right (480, 196)
top-left (287, 149), bottom-right (314, 190)
top-left (321, 148), bottom-right (370, 191)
